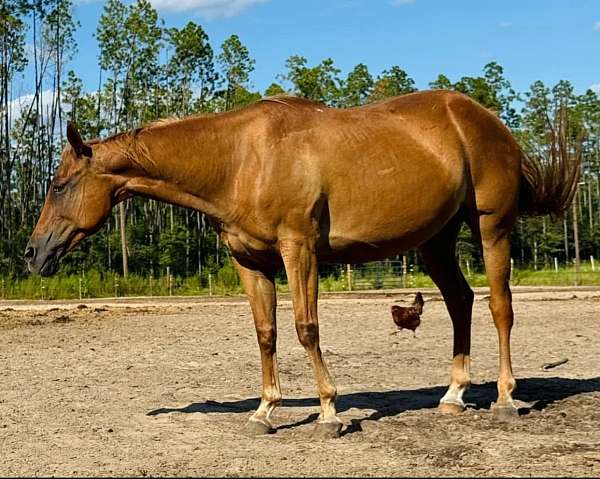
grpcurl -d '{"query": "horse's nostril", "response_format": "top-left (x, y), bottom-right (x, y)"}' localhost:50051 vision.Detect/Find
top-left (24, 246), bottom-right (36, 262)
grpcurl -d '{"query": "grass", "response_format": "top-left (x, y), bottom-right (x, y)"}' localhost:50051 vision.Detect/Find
top-left (1, 262), bottom-right (598, 301)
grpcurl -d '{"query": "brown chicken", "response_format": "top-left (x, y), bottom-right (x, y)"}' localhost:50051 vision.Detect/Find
top-left (391, 292), bottom-right (424, 337)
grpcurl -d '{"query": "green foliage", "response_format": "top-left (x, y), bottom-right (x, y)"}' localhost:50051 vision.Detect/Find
top-left (166, 22), bottom-right (216, 112)
top-left (281, 56), bottom-right (342, 105)
top-left (159, 224), bottom-right (189, 276)
top-left (43, 0), bottom-right (79, 62)
top-left (429, 74), bottom-right (452, 90)
top-left (218, 34), bottom-right (256, 110)
top-left (369, 66), bottom-right (416, 101)
top-left (343, 63), bottom-right (374, 106)
top-left (264, 82), bottom-right (285, 97)
top-left (0, 1), bottom-right (28, 75)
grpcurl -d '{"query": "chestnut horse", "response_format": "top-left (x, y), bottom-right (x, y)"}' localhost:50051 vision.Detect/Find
top-left (26, 91), bottom-right (579, 438)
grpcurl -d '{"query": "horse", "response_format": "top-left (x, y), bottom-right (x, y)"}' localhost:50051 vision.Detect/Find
top-left (25, 90), bottom-right (580, 439)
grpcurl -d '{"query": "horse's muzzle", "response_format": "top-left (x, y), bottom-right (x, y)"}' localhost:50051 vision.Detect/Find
top-left (24, 234), bottom-right (66, 277)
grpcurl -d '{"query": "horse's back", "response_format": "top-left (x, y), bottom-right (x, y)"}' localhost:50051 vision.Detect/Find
top-left (247, 91), bottom-right (522, 261)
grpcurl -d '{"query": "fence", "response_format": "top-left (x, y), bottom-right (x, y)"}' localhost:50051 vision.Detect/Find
top-left (319, 257), bottom-right (600, 292)
top-left (1, 257), bottom-right (599, 300)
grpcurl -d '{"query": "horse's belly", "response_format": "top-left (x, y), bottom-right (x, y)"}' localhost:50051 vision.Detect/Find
top-left (320, 178), bottom-right (464, 263)
top-left (320, 215), bottom-right (452, 263)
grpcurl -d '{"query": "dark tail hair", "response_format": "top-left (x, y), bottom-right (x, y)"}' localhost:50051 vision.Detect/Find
top-left (518, 118), bottom-right (583, 217)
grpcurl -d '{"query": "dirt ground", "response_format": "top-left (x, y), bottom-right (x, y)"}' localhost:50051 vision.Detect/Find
top-left (0, 287), bottom-right (599, 477)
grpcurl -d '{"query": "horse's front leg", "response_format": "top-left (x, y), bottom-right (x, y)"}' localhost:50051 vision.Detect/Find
top-left (280, 238), bottom-right (342, 439)
top-left (233, 258), bottom-right (282, 435)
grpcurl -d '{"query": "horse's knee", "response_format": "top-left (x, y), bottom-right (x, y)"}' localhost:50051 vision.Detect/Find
top-left (295, 319), bottom-right (319, 348)
top-left (488, 294), bottom-right (510, 316)
top-left (256, 325), bottom-right (276, 354)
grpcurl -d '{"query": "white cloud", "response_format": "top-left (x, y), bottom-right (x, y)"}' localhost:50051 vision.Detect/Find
top-left (390, 0), bottom-right (415, 5)
top-left (591, 83), bottom-right (600, 94)
top-left (594, 21), bottom-right (600, 31)
top-left (498, 21), bottom-right (512, 28)
top-left (9, 89), bottom-right (57, 123)
top-left (149, 0), bottom-right (269, 18)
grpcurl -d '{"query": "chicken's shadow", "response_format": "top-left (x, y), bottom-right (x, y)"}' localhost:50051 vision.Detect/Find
top-left (146, 376), bottom-right (600, 435)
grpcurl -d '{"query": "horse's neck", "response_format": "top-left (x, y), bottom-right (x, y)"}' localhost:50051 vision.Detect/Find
top-left (119, 115), bottom-right (239, 221)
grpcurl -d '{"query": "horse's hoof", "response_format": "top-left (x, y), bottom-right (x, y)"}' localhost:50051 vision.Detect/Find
top-left (438, 400), bottom-right (465, 415)
top-left (491, 403), bottom-right (519, 422)
top-left (243, 418), bottom-right (274, 436)
top-left (311, 420), bottom-right (343, 440)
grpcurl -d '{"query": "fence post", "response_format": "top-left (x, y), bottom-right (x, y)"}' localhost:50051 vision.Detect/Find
top-left (114, 275), bottom-right (119, 298)
top-left (509, 258), bottom-right (514, 283)
top-left (466, 260), bottom-right (471, 278)
top-left (167, 267), bottom-right (172, 296)
top-left (79, 276), bottom-right (83, 300)
top-left (40, 278), bottom-right (45, 300)
top-left (346, 264), bottom-right (352, 291)
top-left (208, 273), bottom-right (213, 296)
top-left (591, 256), bottom-right (596, 272)
top-left (402, 255), bottom-right (407, 288)
top-left (554, 257), bottom-right (559, 273)
top-left (1, 278), bottom-right (4, 299)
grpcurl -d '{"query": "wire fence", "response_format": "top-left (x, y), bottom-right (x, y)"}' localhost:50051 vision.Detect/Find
top-left (318, 257), bottom-right (600, 291)
top-left (1, 257), bottom-right (599, 300)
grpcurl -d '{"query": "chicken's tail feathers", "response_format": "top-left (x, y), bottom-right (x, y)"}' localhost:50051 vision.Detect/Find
top-left (413, 292), bottom-right (424, 314)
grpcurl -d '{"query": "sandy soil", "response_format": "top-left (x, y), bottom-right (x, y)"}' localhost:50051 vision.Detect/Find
top-left (0, 287), bottom-right (599, 477)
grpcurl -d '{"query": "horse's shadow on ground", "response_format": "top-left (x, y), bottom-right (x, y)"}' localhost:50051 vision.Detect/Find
top-left (147, 376), bottom-right (600, 435)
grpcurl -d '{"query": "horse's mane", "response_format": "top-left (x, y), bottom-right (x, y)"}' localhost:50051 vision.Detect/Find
top-left (93, 96), bottom-right (319, 147)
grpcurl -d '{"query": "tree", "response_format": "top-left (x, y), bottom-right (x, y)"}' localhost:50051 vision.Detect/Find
top-left (281, 55), bottom-right (342, 105)
top-left (482, 62), bottom-right (519, 128)
top-left (369, 66), bottom-right (416, 101)
top-left (166, 22), bottom-right (216, 114)
top-left (97, 0), bottom-right (164, 277)
top-left (429, 74), bottom-right (452, 90)
top-left (343, 63), bottom-right (373, 107)
top-left (264, 82), bottom-right (285, 97)
top-left (218, 34), bottom-right (255, 111)
top-left (453, 75), bottom-right (499, 112)
top-left (0, 0), bottom-right (28, 246)
top-left (521, 80), bottom-right (552, 142)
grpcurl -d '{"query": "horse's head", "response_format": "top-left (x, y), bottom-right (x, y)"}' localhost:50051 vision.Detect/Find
top-left (25, 123), bottom-right (117, 276)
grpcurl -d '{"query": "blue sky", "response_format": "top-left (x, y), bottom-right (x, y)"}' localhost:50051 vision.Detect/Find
top-left (21, 0), bottom-right (600, 98)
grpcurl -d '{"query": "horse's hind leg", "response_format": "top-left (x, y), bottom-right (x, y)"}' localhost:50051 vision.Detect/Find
top-left (420, 214), bottom-right (474, 414)
top-left (233, 258), bottom-right (282, 435)
top-left (479, 214), bottom-right (518, 420)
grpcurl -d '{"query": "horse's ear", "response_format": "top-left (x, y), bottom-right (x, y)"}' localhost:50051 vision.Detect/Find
top-left (67, 121), bottom-right (92, 158)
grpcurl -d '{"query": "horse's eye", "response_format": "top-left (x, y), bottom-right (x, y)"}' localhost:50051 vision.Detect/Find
top-left (53, 183), bottom-right (66, 194)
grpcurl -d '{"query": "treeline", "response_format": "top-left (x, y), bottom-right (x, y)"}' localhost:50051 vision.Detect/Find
top-left (1, 0), bottom-right (599, 284)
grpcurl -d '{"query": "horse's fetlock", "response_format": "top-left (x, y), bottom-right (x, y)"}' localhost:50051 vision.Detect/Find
top-left (263, 391), bottom-right (282, 405)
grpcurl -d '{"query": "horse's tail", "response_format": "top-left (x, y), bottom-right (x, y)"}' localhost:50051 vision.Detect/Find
top-left (518, 128), bottom-right (582, 217)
